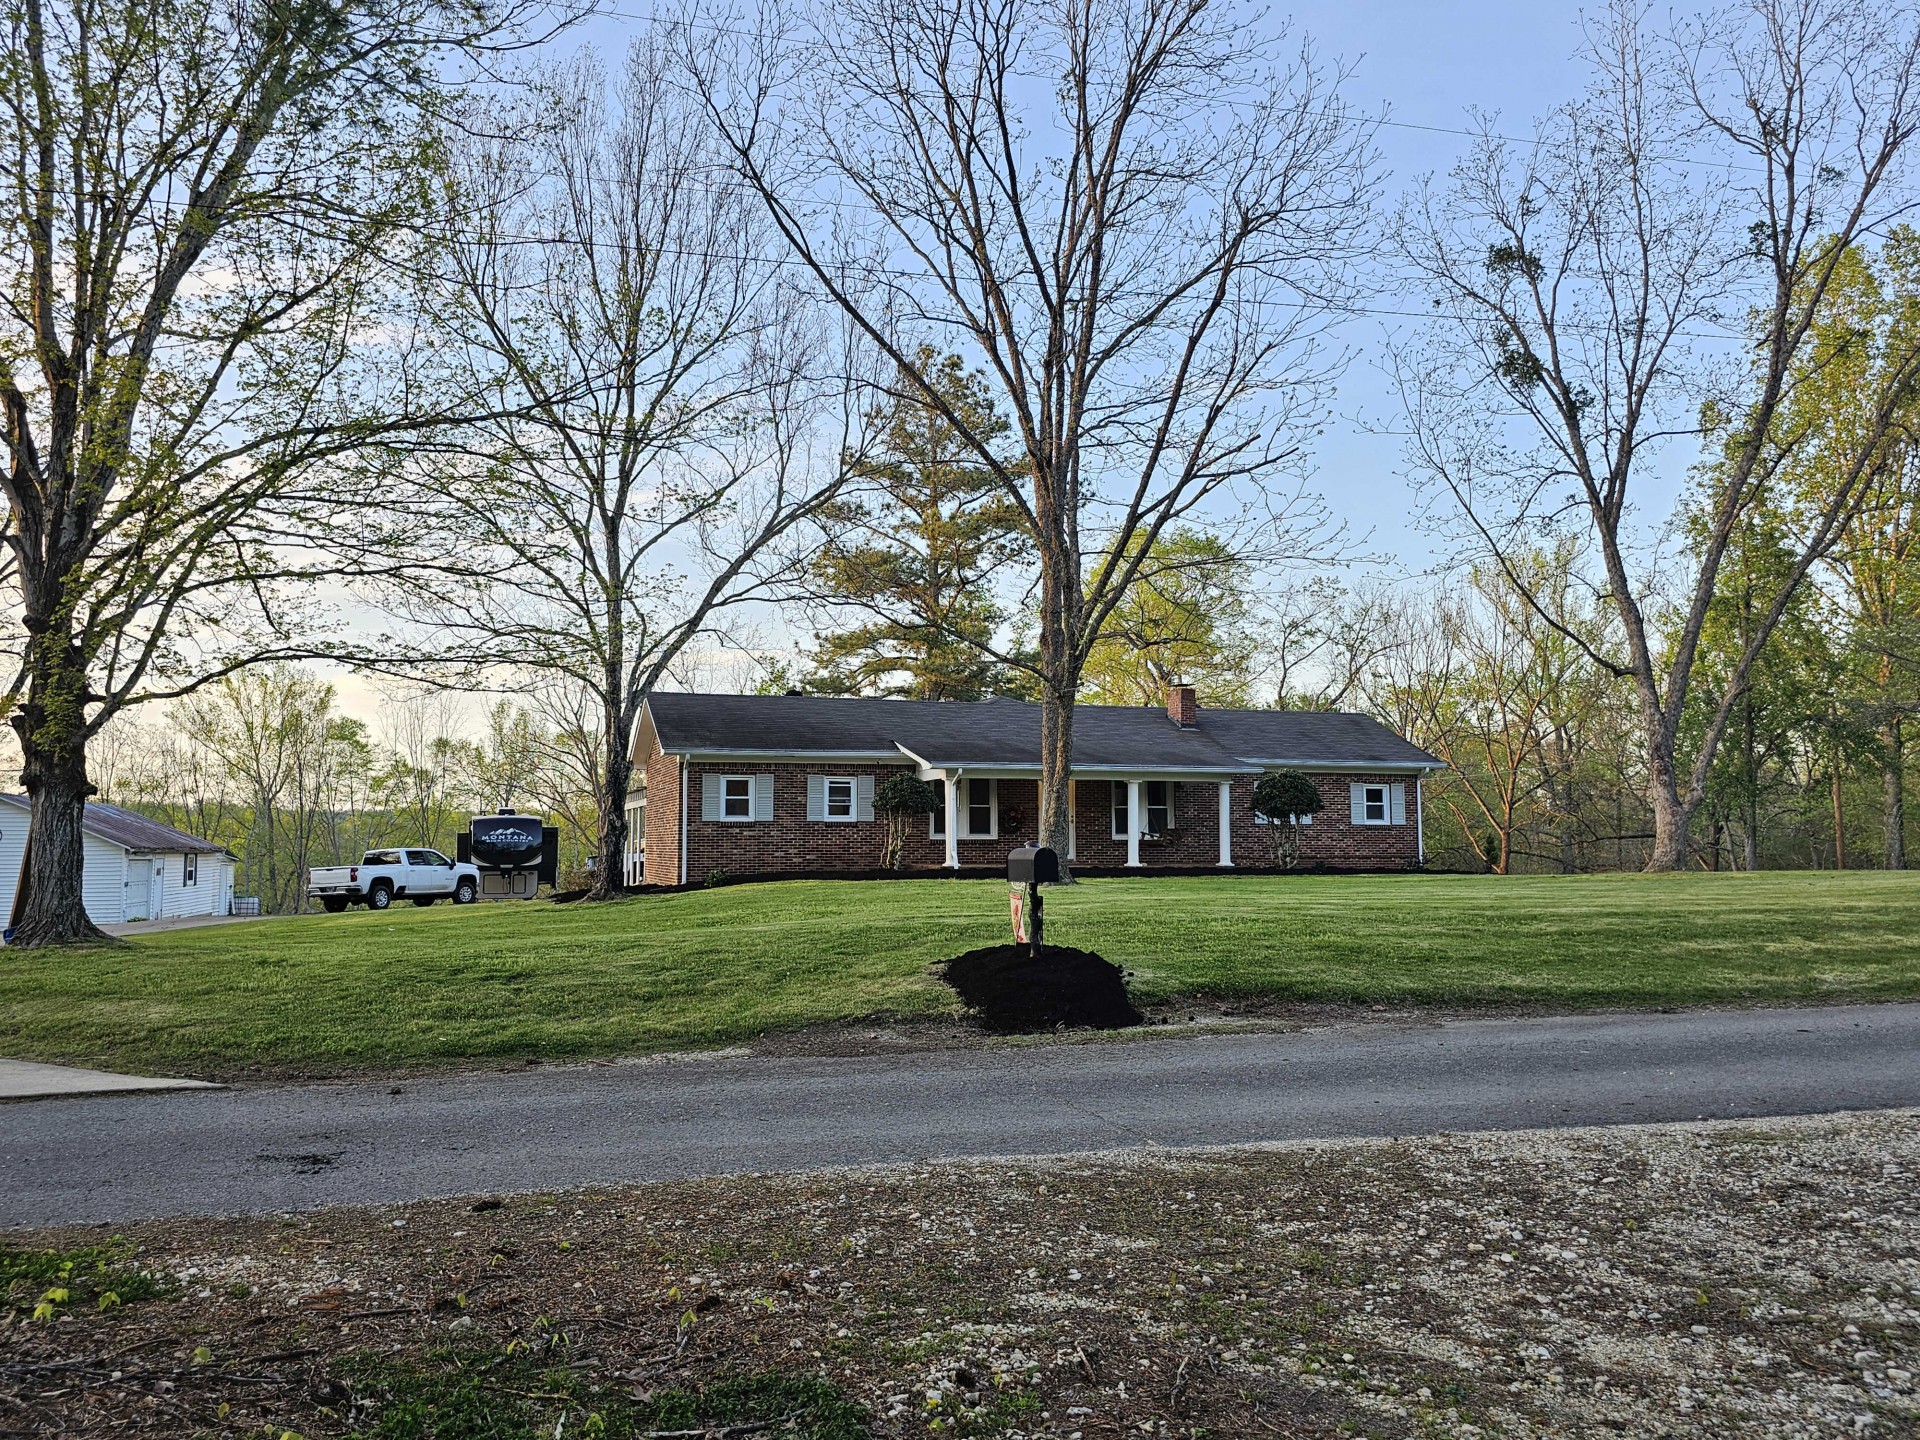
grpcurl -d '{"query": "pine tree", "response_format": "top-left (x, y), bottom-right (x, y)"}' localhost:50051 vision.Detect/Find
top-left (806, 351), bottom-right (1030, 700)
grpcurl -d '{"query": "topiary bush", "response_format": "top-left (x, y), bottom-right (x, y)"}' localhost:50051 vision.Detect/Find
top-left (1252, 768), bottom-right (1324, 869)
top-left (874, 774), bottom-right (939, 870)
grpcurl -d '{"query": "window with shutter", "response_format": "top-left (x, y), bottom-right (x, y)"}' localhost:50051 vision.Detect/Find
top-left (1351, 783), bottom-right (1390, 825)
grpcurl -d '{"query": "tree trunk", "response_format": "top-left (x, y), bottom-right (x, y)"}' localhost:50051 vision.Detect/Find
top-left (588, 736), bottom-right (634, 902)
top-left (9, 651), bottom-right (110, 945)
top-left (1743, 693), bottom-right (1759, 871)
top-left (1643, 730), bottom-right (1697, 872)
top-left (1832, 768), bottom-right (1848, 871)
top-left (1038, 684), bottom-right (1075, 868)
top-left (1886, 718), bottom-right (1907, 871)
top-left (1036, 548), bottom-right (1077, 877)
top-left (1646, 787), bottom-right (1697, 871)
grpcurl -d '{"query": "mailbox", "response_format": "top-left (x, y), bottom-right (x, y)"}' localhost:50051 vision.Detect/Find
top-left (1007, 845), bottom-right (1060, 885)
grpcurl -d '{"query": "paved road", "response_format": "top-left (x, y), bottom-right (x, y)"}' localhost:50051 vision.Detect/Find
top-left (6, 1003), bottom-right (1920, 1227)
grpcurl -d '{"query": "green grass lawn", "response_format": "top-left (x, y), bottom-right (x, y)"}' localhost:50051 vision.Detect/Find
top-left (2, 871), bottom-right (1917, 1077)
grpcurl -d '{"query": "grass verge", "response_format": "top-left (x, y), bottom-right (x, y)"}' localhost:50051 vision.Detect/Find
top-left (1, 870), bottom-right (1916, 1076)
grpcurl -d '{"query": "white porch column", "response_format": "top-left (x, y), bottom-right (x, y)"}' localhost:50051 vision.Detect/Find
top-left (1126, 779), bottom-right (1144, 867)
top-left (1066, 778), bottom-right (1077, 860)
top-left (944, 774), bottom-right (961, 869)
top-left (1217, 781), bottom-right (1234, 867)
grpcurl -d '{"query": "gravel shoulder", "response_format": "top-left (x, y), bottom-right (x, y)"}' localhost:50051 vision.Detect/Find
top-left (6, 1109), bottom-right (1918, 1438)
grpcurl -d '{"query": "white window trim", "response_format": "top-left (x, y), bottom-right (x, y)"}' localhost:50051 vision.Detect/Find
top-left (1358, 783), bottom-right (1391, 826)
top-left (719, 774), bottom-right (756, 822)
top-left (822, 775), bottom-right (858, 822)
top-left (183, 853), bottom-right (198, 885)
top-left (1254, 811), bottom-right (1313, 826)
top-left (929, 795), bottom-right (946, 838)
top-left (962, 776), bottom-right (998, 839)
top-left (1146, 782), bottom-right (1173, 838)
top-left (1110, 780), bottom-right (1174, 839)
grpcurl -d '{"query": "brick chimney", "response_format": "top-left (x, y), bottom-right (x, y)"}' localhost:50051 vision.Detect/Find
top-left (1167, 683), bottom-right (1198, 727)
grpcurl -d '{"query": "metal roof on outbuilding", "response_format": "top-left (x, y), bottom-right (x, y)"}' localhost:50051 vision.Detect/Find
top-left (640, 693), bottom-right (1437, 772)
top-left (0, 794), bottom-right (232, 854)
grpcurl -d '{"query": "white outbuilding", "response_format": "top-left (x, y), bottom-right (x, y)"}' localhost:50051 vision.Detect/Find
top-left (0, 794), bottom-right (237, 933)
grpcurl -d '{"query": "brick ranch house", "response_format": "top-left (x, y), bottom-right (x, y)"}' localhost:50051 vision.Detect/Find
top-left (623, 686), bottom-right (1440, 886)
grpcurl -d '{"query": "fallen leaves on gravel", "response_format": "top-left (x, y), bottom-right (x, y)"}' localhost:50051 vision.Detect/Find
top-left (5, 1110), bottom-right (1920, 1437)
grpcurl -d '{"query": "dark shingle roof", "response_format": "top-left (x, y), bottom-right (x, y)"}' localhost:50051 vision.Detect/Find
top-left (643, 693), bottom-right (1436, 771)
top-left (0, 794), bottom-right (230, 854)
top-left (1189, 708), bottom-right (1439, 768)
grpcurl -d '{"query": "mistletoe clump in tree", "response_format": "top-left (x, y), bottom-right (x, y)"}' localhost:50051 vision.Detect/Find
top-left (1253, 770), bottom-right (1323, 869)
top-left (874, 774), bottom-right (939, 870)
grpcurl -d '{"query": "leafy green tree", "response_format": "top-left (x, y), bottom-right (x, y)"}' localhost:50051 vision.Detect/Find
top-left (1683, 507), bottom-right (1836, 869)
top-left (806, 351), bottom-right (1029, 700)
top-left (1252, 769), bottom-right (1322, 868)
top-left (0, 0), bottom-right (548, 944)
top-left (1081, 532), bottom-right (1258, 708)
top-left (1769, 237), bottom-right (1920, 868)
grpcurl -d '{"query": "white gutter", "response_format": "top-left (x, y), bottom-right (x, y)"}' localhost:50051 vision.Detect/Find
top-left (678, 756), bottom-right (689, 887)
top-left (1236, 758), bottom-right (1436, 773)
top-left (1416, 773), bottom-right (1425, 865)
top-left (668, 748), bottom-right (907, 763)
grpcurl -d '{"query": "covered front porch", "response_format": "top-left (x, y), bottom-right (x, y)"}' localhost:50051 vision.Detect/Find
top-left (910, 764), bottom-right (1253, 870)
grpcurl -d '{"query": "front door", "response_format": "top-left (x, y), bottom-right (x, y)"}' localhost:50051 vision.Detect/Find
top-left (149, 859), bottom-right (164, 920)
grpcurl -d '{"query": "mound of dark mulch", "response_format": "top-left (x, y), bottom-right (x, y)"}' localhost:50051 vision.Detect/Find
top-left (942, 945), bottom-right (1143, 1033)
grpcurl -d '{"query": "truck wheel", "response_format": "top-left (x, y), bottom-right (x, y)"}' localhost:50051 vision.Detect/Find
top-left (411, 897), bottom-right (436, 907)
top-left (368, 882), bottom-right (393, 911)
top-left (322, 897), bottom-right (348, 914)
top-left (455, 878), bottom-right (477, 905)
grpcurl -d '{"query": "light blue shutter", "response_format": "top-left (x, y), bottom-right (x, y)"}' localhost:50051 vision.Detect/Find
top-left (753, 774), bottom-right (775, 821)
top-left (1389, 782), bottom-right (1407, 825)
top-left (1349, 784), bottom-right (1366, 825)
top-left (807, 775), bottom-right (826, 822)
top-left (855, 775), bottom-right (875, 822)
top-left (701, 773), bottom-right (724, 821)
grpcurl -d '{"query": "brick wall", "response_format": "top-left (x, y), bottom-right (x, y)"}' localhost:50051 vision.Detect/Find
top-left (640, 748), bottom-right (684, 886)
top-left (1063, 775), bottom-right (1418, 870)
top-left (1228, 772), bottom-right (1421, 870)
top-left (638, 741), bottom-right (1422, 882)
top-left (679, 758), bottom-right (919, 881)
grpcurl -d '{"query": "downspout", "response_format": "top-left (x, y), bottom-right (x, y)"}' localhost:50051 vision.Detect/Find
top-left (1416, 771), bottom-right (1426, 866)
top-left (679, 757), bottom-right (689, 887)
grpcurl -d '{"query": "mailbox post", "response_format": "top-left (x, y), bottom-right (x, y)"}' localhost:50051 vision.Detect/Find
top-left (1006, 845), bottom-right (1059, 959)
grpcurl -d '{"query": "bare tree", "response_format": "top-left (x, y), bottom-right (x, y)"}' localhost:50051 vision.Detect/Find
top-left (1392, 0), bottom-right (1920, 869)
top-left (375, 685), bottom-right (471, 853)
top-left (689, 0), bottom-right (1373, 867)
top-left (0, 0), bottom-right (562, 944)
top-left (180, 665), bottom-right (335, 913)
top-left (369, 40), bottom-right (856, 898)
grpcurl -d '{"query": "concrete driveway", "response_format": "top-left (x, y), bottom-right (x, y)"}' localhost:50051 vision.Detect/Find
top-left (101, 914), bottom-right (262, 938)
top-left (5, 1001), bottom-right (1919, 1227)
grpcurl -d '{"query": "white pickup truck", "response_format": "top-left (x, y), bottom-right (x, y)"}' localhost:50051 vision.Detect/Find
top-left (307, 849), bottom-right (480, 912)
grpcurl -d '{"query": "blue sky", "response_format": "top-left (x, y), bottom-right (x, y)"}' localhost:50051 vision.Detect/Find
top-left (325, 2), bottom-right (1628, 722)
top-left (1296, 0), bottom-right (1595, 575)
top-left (565, 1), bottom-right (1608, 580)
